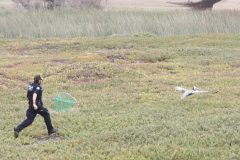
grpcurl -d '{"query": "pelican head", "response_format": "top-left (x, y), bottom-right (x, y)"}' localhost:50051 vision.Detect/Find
top-left (192, 86), bottom-right (199, 91)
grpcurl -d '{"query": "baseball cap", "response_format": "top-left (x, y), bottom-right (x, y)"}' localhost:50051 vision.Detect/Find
top-left (34, 75), bottom-right (43, 83)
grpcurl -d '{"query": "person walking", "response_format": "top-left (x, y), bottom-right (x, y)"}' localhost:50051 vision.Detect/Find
top-left (14, 75), bottom-right (57, 138)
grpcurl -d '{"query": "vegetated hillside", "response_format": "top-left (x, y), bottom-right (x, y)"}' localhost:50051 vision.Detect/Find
top-left (0, 34), bottom-right (240, 159)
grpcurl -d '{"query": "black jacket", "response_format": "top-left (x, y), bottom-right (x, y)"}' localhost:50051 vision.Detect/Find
top-left (27, 83), bottom-right (43, 108)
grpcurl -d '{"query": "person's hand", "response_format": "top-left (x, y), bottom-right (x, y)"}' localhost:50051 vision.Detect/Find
top-left (33, 104), bottom-right (38, 110)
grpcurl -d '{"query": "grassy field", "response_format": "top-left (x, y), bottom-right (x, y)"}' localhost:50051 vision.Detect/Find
top-left (0, 9), bottom-right (240, 38)
top-left (0, 1), bottom-right (240, 159)
top-left (0, 34), bottom-right (240, 159)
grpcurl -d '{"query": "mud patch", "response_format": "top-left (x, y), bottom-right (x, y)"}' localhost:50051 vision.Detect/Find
top-left (0, 70), bottom-right (29, 83)
top-left (136, 53), bottom-right (171, 63)
top-left (0, 72), bottom-right (12, 89)
top-left (0, 71), bottom-right (30, 89)
top-left (107, 53), bottom-right (128, 62)
top-left (14, 50), bottom-right (31, 55)
top-left (51, 59), bottom-right (75, 65)
top-left (67, 69), bottom-right (110, 83)
top-left (32, 133), bottom-right (63, 144)
top-left (82, 70), bottom-right (108, 79)
top-left (44, 44), bottom-right (62, 50)
top-left (1, 61), bottom-right (38, 69)
top-left (157, 65), bottom-right (174, 71)
top-left (34, 43), bottom-right (63, 51)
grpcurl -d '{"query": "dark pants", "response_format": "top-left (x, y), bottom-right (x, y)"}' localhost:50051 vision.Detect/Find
top-left (16, 106), bottom-right (54, 134)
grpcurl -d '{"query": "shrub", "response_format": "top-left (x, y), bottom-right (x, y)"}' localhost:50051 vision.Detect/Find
top-left (12, 0), bottom-right (105, 10)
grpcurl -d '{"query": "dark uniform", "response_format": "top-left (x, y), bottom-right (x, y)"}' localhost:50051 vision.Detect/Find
top-left (15, 79), bottom-right (56, 137)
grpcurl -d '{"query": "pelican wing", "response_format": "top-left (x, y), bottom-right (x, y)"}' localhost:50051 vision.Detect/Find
top-left (175, 86), bottom-right (188, 93)
top-left (181, 90), bottom-right (192, 100)
top-left (192, 90), bottom-right (209, 94)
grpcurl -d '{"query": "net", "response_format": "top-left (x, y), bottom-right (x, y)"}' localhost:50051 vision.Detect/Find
top-left (51, 92), bottom-right (77, 112)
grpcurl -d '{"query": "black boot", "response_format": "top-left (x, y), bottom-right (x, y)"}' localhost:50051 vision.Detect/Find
top-left (48, 128), bottom-right (58, 135)
top-left (14, 128), bottom-right (20, 138)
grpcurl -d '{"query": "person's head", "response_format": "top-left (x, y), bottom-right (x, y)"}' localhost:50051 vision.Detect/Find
top-left (34, 75), bottom-right (42, 84)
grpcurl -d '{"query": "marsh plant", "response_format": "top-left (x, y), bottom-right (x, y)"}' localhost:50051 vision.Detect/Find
top-left (0, 9), bottom-right (240, 38)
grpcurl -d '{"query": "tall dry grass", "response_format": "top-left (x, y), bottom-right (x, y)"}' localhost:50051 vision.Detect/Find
top-left (0, 9), bottom-right (240, 38)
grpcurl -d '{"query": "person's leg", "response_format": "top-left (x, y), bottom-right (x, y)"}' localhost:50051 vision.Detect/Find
top-left (14, 108), bottom-right (37, 137)
top-left (37, 107), bottom-right (56, 134)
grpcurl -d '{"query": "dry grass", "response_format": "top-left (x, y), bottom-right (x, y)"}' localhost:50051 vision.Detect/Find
top-left (0, 9), bottom-right (240, 38)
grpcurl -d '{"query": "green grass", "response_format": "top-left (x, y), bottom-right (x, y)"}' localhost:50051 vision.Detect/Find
top-left (0, 9), bottom-right (240, 38)
top-left (0, 34), bottom-right (240, 159)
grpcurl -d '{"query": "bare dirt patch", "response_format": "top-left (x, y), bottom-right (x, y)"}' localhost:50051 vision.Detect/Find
top-left (106, 53), bottom-right (128, 62)
top-left (32, 133), bottom-right (63, 144)
top-left (1, 61), bottom-right (34, 69)
top-left (67, 69), bottom-right (110, 83)
top-left (51, 59), bottom-right (75, 65)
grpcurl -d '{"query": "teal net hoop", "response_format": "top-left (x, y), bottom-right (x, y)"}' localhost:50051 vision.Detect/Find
top-left (51, 92), bottom-right (77, 112)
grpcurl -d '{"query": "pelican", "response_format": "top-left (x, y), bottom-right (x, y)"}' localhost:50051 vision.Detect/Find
top-left (175, 86), bottom-right (209, 100)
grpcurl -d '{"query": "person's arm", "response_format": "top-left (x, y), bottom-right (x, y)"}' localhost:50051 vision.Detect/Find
top-left (33, 93), bottom-right (38, 110)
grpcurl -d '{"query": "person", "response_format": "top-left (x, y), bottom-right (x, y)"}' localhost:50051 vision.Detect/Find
top-left (14, 75), bottom-right (57, 138)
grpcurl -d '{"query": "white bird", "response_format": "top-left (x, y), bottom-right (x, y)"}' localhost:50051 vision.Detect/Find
top-left (175, 86), bottom-right (209, 100)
